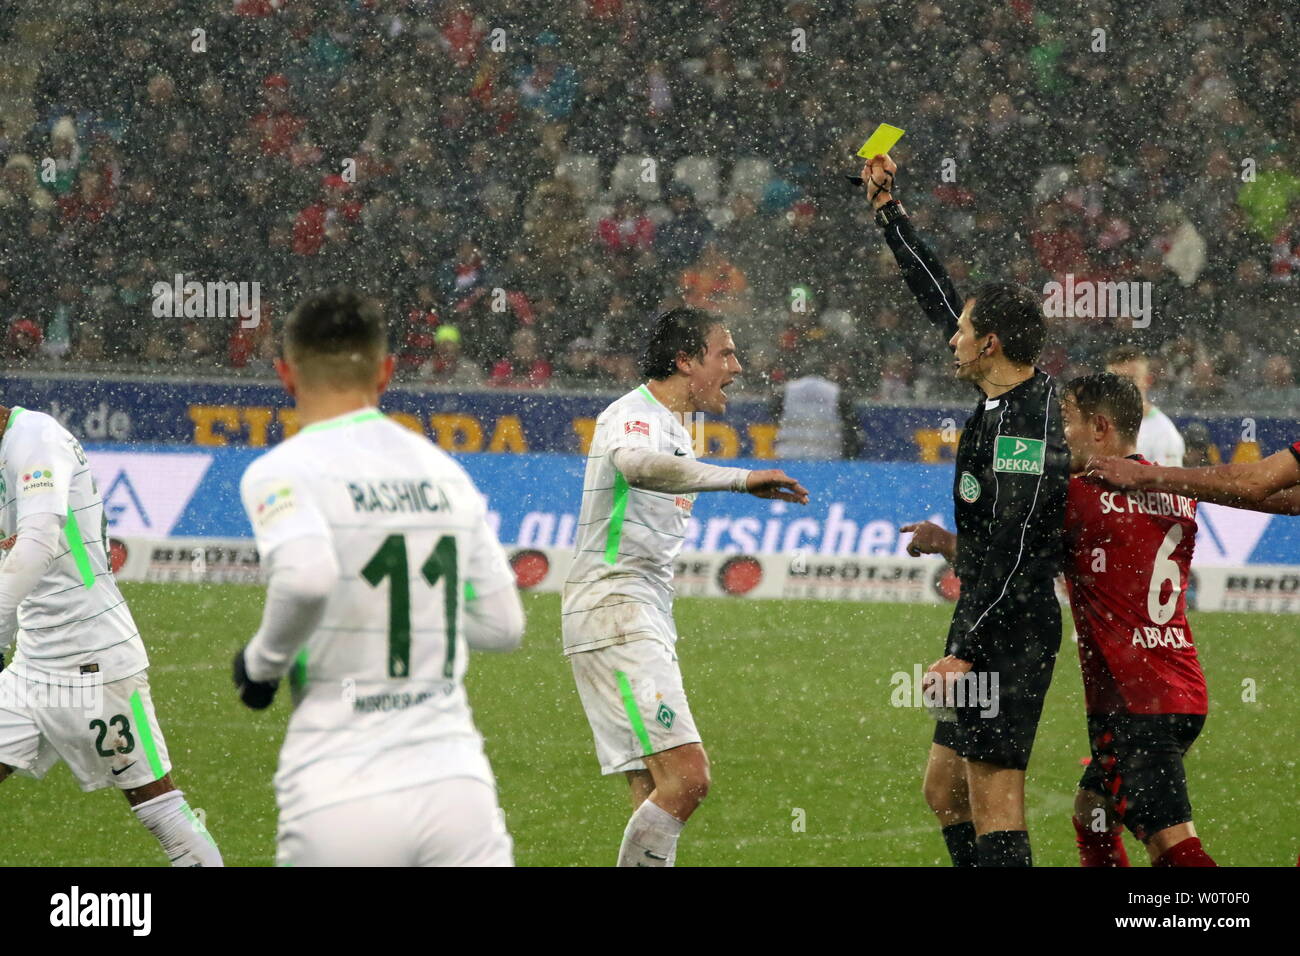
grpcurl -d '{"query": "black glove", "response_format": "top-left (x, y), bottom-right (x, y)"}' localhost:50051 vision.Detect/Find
top-left (232, 648), bottom-right (279, 710)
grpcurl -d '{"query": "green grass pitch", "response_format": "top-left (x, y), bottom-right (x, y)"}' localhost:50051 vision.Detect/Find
top-left (2, 584), bottom-right (1294, 866)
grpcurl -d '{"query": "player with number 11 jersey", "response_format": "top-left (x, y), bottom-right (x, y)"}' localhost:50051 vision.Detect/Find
top-left (234, 289), bottom-right (523, 867)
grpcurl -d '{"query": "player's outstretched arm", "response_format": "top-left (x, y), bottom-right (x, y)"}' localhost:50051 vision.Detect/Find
top-left (611, 447), bottom-right (808, 503)
top-left (1087, 448), bottom-right (1300, 508)
top-left (1255, 485), bottom-right (1300, 516)
top-left (861, 153), bottom-right (965, 339)
top-left (901, 521), bottom-right (957, 562)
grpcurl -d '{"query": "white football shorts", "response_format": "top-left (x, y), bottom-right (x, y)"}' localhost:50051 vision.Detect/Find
top-left (0, 668), bottom-right (172, 792)
top-left (571, 636), bottom-right (701, 775)
top-left (276, 776), bottom-right (514, 867)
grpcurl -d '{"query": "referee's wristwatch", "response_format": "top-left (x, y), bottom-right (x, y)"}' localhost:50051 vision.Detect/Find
top-left (875, 199), bottom-right (908, 228)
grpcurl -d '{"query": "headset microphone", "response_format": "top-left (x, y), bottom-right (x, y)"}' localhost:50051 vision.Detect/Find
top-left (955, 341), bottom-right (992, 368)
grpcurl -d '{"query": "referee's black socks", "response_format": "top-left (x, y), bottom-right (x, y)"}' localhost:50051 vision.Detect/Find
top-left (976, 829), bottom-right (1033, 867)
top-left (941, 822), bottom-right (978, 867)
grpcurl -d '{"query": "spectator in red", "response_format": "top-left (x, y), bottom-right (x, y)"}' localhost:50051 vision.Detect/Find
top-left (250, 74), bottom-right (306, 160)
top-left (398, 286), bottom-right (441, 374)
top-left (228, 302), bottom-right (274, 369)
top-left (4, 318), bottom-right (43, 361)
top-left (596, 195), bottom-right (655, 254)
top-left (1030, 200), bottom-right (1091, 281)
top-left (441, 239), bottom-right (488, 304)
top-left (234, 0), bottom-right (281, 15)
top-left (293, 174), bottom-right (363, 256)
top-left (489, 327), bottom-right (552, 388)
top-left (57, 166), bottom-right (114, 224)
top-left (441, 2), bottom-right (485, 69)
top-left (1267, 197), bottom-right (1300, 281)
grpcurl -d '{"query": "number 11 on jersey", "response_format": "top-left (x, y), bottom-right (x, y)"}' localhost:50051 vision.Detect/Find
top-left (361, 533), bottom-right (459, 679)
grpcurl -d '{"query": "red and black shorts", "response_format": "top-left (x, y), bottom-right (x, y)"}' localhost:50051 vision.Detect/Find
top-left (1078, 712), bottom-right (1205, 842)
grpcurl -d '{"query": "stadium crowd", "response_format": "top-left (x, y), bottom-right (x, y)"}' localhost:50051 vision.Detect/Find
top-left (0, 0), bottom-right (1298, 411)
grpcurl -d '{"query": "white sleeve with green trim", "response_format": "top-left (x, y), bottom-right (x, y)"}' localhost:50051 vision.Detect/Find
top-left (240, 454), bottom-right (340, 681)
top-left (0, 513), bottom-right (62, 641)
top-left (243, 534), bottom-right (337, 683)
top-left (0, 407), bottom-right (147, 682)
top-left (464, 584), bottom-right (524, 652)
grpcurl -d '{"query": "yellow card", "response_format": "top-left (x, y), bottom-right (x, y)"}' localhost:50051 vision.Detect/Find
top-left (857, 123), bottom-right (905, 159)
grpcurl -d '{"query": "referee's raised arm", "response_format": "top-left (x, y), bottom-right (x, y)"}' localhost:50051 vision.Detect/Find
top-left (859, 154), bottom-right (963, 339)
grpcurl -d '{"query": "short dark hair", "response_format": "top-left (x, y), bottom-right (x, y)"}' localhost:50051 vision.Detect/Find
top-left (639, 308), bottom-right (721, 380)
top-left (969, 282), bottom-right (1044, 365)
top-left (283, 286), bottom-right (387, 386)
top-left (1064, 372), bottom-right (1143, 443)
top-left (1104, 344), bottom-right (1147, 367)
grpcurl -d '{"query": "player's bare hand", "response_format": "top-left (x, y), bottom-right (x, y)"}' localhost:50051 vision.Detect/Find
top-left (922, 655), bottom-right (974, 695)
top-left (745, 469), bottom-right (809, 504)
top-left (1085, 455), bottom-right (1148, 490)
top-left (901, 521), bottom-right (955, 559)
top-left (859, 153), bottom-right (897, 208)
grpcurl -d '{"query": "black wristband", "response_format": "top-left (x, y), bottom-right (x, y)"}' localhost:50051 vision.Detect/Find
top-left (875, 199), bottom-right (907, 228)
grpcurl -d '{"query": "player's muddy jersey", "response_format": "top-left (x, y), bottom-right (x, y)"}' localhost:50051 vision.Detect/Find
top-left (0, 407), bottom-right (147, 682)
top-left (1065, 457), bottom-right (1207, 715)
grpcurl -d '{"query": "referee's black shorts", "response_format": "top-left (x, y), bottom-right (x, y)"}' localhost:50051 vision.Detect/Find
top-left (932, 590), bottom-right (1061, 772)
top-left (1078, 712), bottom-right (1205, 842)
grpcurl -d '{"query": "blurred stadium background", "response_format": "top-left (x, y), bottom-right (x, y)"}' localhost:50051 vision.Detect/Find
top-left (0, 0), bottom-right (1297, 406)
top-left (0, 0), bottom-right (1297, 865)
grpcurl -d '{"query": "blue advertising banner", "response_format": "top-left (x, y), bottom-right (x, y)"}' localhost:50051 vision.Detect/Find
top-left (85, 444), bottom-right (1300, 566)
top-left (4, 372), bottom-right (1296, 463)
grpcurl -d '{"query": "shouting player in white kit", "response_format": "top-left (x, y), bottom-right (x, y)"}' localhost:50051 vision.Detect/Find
top-left (0, 405), bottom-right (222, 866)
top-left (564, 308), bottom-right (809, 866)
top-left (232, 288), bottom-right (524, 867)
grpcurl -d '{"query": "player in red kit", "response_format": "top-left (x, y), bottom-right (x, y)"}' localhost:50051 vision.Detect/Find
top-left (1061, 373), bottom-right (1215, 867)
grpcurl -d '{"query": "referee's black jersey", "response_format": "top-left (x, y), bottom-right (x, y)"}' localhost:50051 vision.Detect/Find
top-left (882, 212), bottom-right (1069, 663)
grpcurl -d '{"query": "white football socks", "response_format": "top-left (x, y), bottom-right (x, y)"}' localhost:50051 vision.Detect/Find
top-left (132, 788), bottom-right (224, 867)
top-left (617, 798), bottom-right (685, 867)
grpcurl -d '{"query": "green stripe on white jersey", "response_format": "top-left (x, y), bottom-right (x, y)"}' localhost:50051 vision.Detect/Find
top-left (0, 407), bottom-right (147, 682)
top-left (562, 386), bottom-right (696, 654)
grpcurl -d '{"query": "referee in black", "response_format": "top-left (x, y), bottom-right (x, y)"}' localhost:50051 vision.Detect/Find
top-left (862, 153), bottom-right (1069, 866)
